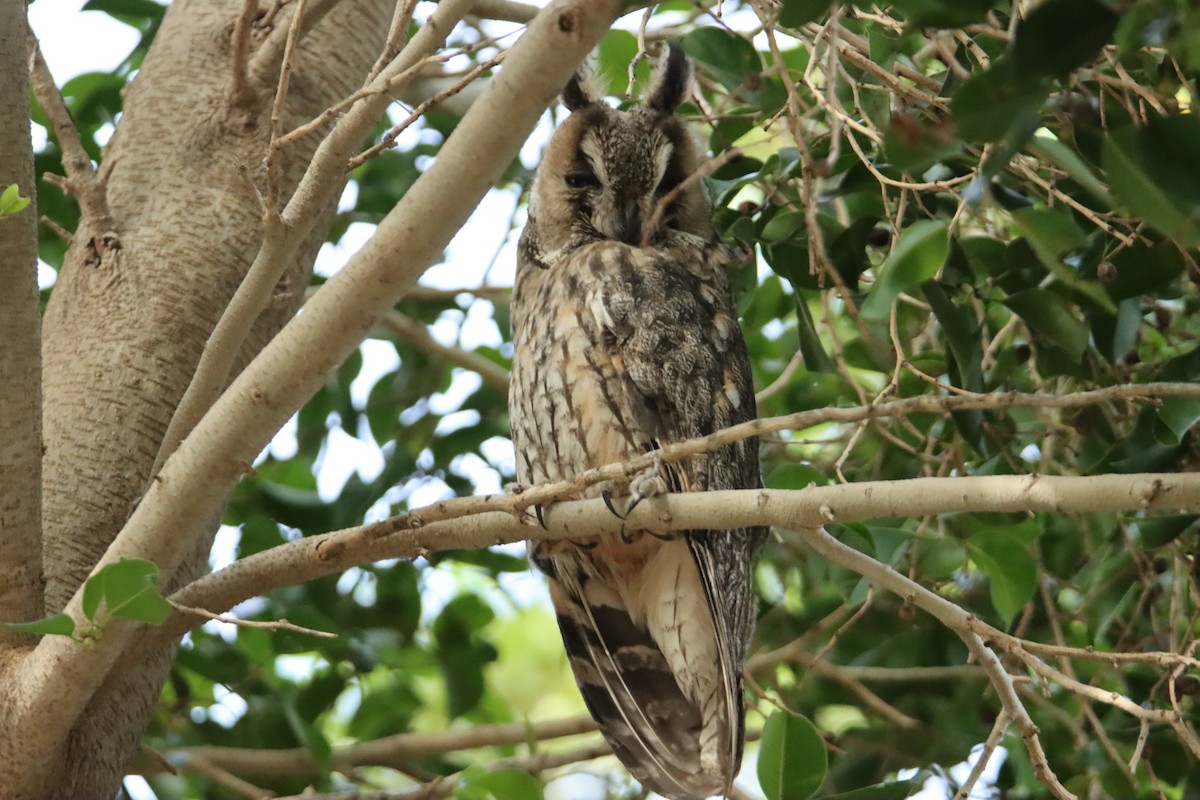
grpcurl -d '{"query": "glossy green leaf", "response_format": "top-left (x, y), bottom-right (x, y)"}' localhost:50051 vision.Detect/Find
top-left (1002, 289), bottom-right (1090, 360)
top-left (681, 28), bottom-right (761, 90)
top-left (84, 558), bottom-right (172, 625)
top-left (861, 221), bottom-right (949, 322)
top-left (968, 532), bottom-right (1037, 626)
top-left (889, 0), bottom-right (996, 27)
top-left (458, 769), bottom-right (544, 800)
top-left (0, 183), bottom-right (30, 216)
top-left (1103, 119), bottom-right (1200, 248)
top-left (823, 781), bottom-right (919, 800)
top-left (1026, 134), bottom-right (1114, 209)
top-left (795, 290), bottom-right (833, 373)
top-left (1138, 515), bottom-right (1198, 549)
top-left (779, 0), bottom-right (836, 27)
top-left (757, 710), bottom-right (827, 800)
top-left (1155, 397), bottom-right (1200, 444)
top-left (0, 613), bottom-right (76, 638)
top-left (951, 61), bottom-right (1047, 143)
top-left (1012, 0), bottom-right (1119, 80)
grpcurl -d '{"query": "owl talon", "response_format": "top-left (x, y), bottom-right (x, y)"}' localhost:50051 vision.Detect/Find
top-left (533, 503), bottom-right (548, 530)
top-left (601, 487), bottom-right (627, 520)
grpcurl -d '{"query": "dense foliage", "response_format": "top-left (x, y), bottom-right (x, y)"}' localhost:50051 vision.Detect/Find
top-left (27, 0), bottom-right (1200, 798)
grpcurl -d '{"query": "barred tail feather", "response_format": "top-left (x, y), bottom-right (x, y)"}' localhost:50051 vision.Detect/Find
top-left (547, 552), bottom-right (742, 800)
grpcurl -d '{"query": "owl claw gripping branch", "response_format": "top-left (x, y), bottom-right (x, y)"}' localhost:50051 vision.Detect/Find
top-left (508, 43), bottom-right (767, 800)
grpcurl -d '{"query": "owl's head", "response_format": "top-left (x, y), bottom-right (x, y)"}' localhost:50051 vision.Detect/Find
top-left (526, 43), bottom-right (713, 255)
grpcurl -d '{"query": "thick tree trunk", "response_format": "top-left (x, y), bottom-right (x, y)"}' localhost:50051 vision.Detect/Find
top-left (16, 0), bottom-right (389, 793)
top-left (0, 0), bottom-right (44, 641)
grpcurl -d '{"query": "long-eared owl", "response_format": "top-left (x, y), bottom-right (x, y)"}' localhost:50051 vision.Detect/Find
top-left (508, 42), bottom-right (767, 800)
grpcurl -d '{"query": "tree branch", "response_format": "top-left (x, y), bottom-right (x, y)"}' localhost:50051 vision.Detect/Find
top-left (140, 715), bottom-right (597, 778)
top-left (8, 0), bottom-right (626, 769)
top-left (27, 38), bottom-right (114, 232)
top-left (159, 471), bottom-right (1200, 645)
top-left (0, 3), bottom-right (44, 635)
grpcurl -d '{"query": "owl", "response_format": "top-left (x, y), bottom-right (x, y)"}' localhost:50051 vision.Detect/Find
top-left (508, 43), bottom-right (767, 800)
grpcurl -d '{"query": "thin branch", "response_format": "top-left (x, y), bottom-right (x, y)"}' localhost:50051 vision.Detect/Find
top-left (229, 0), bottom-right (260, 108)
top-left (27, 40), bottom-right (114, 232)
top-left (952, 711), bottom-right (1011, 800)
top-left (167, 600), bottom-right (336, 638)
top-left (141, 715), bottom-right (598, 778)
top-left (383, 310), bottom-right (510, 391)
top-left (348, 52), bottom-right (505, 170)
top-left (470, 0), bottom-right (540, 23)
top-left (265, 0), bottom-right (308, 212)
top-left (368, 0), bottom-right (419, 82)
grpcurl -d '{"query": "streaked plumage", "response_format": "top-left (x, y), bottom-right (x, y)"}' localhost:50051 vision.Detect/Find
top-left (509, 43), bottom-right (766, 800)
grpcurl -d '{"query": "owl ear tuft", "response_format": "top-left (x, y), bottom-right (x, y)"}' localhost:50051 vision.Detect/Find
top-left (645, 41), bottom-right (691, 113)
top-left (563, 53), bottom-right (604, 111)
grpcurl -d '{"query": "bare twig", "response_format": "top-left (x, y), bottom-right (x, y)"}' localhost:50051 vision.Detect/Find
top-left (167, 600), bottom-right (336, 638)
top-left (368, 0), bottom-right (420, 82)
top-left (349, 52), bottom-right (505, 170)
top-left (28, 40), bottom-right (114, 232)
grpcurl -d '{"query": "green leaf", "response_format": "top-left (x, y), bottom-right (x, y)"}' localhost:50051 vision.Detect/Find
top-left (1156, 397), bottom-right (1200, 444)
top-left (861, 221), bottom-right (949, 322)
top-left (1026, 134), bottom-right (1114, 209)
top-left (0, 613), bottom-right (76, 638)
top-left (883, 115), bottom-right (962, 173)
top-left (1103, 118), bottom-right (1200, 248)
top-left (757, 710), bottom-right (827, 800)
top-left (778, 0), bottom-right (836, 27)
top-left (1011, 207), bottom-right (1087, 267)
top-left (951, 60), bottom-right (1047, 143)
top-left (681, 28), bottom-right (761, 90)
top-left (0, 184), bottom-right (30, 216)
top-left (968, 531), bottom-right (1037, 626)
top-left (86, 558), bottom-right (172, 625)
top-left (1002, 288), bottom-right (1090, 360)
top-left (1138, 515), bottom-right (1198, 549)
top-left (794, 290), bottom-right (833, 373)
top-left (459, 769), bottom-right (543, 800)
top-left (823, 780), bottom-right (919, 800)
top-left (1012, 0), bottom-right (1119, 80)
top-left (1104, 241), bottom-right (1185, 301)
top-left (889, 0), bottom-right (997, 27)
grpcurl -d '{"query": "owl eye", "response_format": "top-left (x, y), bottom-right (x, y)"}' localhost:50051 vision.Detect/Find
top-left (564, 170), bottom-right (599, 190)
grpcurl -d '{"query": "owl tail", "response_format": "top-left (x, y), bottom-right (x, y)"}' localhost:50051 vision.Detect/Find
top-left (544, 542), bottom-right (742, 800)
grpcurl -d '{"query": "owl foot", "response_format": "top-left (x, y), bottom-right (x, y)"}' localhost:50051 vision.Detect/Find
top-left (625, 458), bottom-right (670, 516)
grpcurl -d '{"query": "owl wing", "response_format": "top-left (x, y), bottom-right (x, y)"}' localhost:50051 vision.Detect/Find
top-left (543, 238), bottom-right (766, 799)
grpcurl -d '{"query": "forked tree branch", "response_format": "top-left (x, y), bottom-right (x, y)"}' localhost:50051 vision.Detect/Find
top-left (27, 39), bottom-right (114, 233)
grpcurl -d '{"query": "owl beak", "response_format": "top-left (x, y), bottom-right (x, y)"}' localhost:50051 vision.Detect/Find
top-left (617, 199), bottom-right (642, 246)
